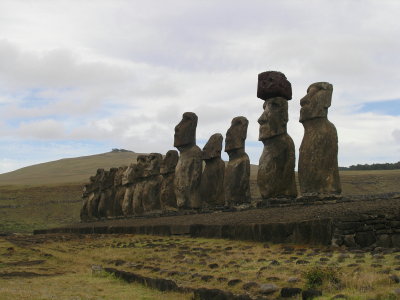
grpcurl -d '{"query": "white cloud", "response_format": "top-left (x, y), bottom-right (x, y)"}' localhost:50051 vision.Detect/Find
top-left (0, 0), bottom-right (400, 173)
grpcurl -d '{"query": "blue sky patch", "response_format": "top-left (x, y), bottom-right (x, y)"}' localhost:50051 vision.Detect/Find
top-left (359, 99), bottom-right (400, 116)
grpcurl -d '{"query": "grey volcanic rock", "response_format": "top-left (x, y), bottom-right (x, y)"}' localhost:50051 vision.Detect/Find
top-left (160, 150), bottom-right (179, 211)
top-left (86, 168), bottom-right (105, 220)
top-left (257, 71), bottom-right (292, 101)
top-left (142, 153), bottom-right (163, 212)
top-left (113, 166), bottom-right (127, 217)
top-left (98, 168), bottom-right (118, 218)
top-left (224, 117), bottom-right (250, 205)
top-left (174, 112), bottom-right (202, 209)
top-left (200, 133), bottom-right (225, 207)
top-left (131, 155), bottom-right (149, 215)
top-left (121, 163), bottom-right (137, 216)
top-left (299, 82), bottom-right (341, 197)
top-left (257, 97), bottom-right (297, 200)
top-left (81, 168), bottom-right (104, 221)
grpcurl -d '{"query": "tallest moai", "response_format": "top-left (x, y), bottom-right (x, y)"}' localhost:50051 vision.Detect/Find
top-left (256, 71), bottom-right (297, 202)
top-left (298, 82), bottom-right (342, 197)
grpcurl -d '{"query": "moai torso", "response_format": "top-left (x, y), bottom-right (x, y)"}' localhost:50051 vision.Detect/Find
top-left (121, 161), bottom-right (140, 216)
top-left (142, 153), bottom-right (163, 213)
top-left (131, 155), bottom-right (148, 216)
top-left (160, 150), bottom-right (179, 211)
top-left (113, 166), bottom-right (127, 217)
top-left (200, 133), bottom-right (225, 207)
top-left (86, 168), bottom-right (104, 220)
top-left (224, 116), bottom-right (251, 206)
top-left (256, 71), bottom-right (297, 200)
top-left (174, 112), bottom-right (202, 209)
top-left (298, 82), bottom-right (341, 196)
top-left (98, 168), bottom-right (118, 218)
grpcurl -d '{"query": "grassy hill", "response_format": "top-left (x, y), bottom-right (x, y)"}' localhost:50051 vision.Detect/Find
top-left (0, 151), bottom-right (142, 186)
top-left (0, 151), bottom-right (399, 233)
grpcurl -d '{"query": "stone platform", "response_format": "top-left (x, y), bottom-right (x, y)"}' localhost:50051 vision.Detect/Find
top-left (34, 195), bottom-right (400, 249)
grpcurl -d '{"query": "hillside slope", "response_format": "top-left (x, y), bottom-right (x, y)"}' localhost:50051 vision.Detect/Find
top-left (0, 151), bottom-right (142, 186)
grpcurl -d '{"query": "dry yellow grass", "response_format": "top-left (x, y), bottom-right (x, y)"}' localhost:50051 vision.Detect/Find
top-left (2, 234), bottom-right (400, 299)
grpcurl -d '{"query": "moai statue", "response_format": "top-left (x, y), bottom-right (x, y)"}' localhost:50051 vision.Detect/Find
top-left (174, 112), bottom-right (202, 209)
top-left (98, 168), bottom-right (118, 218)
top-left (131, 154), bottom-right (149, 215)
top-left (80, 175), bottom-right (97, 222)
top-left (86, 168), bottom-right (105, 220)
top-left (200, 133), bottom-right (225, 207)
top-left (121, 162), bottom-right (138, 216)
top-left (298, 82), bottom-right (342, 197)
top-left (160, 150), bottom-right (179, 211)
top-left (113, 165), bottom-right (128, 217)
top-left (256, 71), bottom-right (297, 202)
top-left (224, 116), bottom-right (251, 206)
top-left (142, 153), bottom-right (163, 213)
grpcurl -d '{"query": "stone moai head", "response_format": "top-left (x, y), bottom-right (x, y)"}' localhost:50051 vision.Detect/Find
top-left (160, 150), bottom-right (179, 174)
top-left (258, 97), bottom-right (288, 141)
top-left (225, 116), bottom-right (249, 153)
top-left (144, 153), bottom-right (163, 177)
top-left (257, 71), bottom-right (292, 101)
top-left (202, 133), bottom-right (223, 160)
top-left (122, 163), bottom-right (136, 185)
top-left (114, 166), bottom-right (127, 186)
top-left (300, 82), bottom-right (333, 122)
top-left (174, 112), bottom-right (198, 149)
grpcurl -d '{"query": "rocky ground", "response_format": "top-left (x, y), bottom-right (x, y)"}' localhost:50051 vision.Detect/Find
top-left (2, 233), bottom-right (400, 299)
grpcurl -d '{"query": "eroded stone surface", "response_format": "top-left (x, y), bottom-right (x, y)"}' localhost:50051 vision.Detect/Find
top-left (160, 150), bottom-right (179, 211)
top-left (224, 117), bottom-right (250, 205)
top-left (299, 82), bottom-right (341, 197)
top-left (174, 112), bottom-right (202, 209)
top-left (257, 71), bottom-right (292, 101)
top-left (142, 153), bottom-right (163, 213)
top-left (200, 134), bottom-right (225, 207)
top-left (98, 168), bottom-right (118, 218)
top-left (257, 97), bottom-right (297, 200)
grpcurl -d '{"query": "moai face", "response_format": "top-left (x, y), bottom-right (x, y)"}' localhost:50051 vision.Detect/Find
top-left (114, 166), bottom-right (127, 186)
top-left (144, 153), bottom-right (162, 177)
top-left (257, 71), bottom-right (292, 101)
top-left (174, 112), bottom-right (198, 148)
top-left (258, 97), bottom-right (288, 141)
top-left (225, 116), bottom-right (249, 153)
top-left (202, 133), bottom-right (223, 160)
top-left (160, 150), bottom-right (179, 174)
top-left (300, 82), bottom-right (333, 122)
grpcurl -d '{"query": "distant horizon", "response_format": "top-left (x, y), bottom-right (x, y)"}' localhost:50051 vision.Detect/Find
top-left (1, 148), bottom-right (399, 176)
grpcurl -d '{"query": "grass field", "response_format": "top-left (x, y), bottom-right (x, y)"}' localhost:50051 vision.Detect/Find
top-left (1, 234), bottom-right (400, 299)
top-left (0, 152), bottom-right (399, 233)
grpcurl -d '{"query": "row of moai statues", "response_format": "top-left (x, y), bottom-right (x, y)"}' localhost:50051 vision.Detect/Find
top-left (80, 70), bottom-right (342, 220)
top-left (80, 113), bottom-right (251, 220)
top-left (256, 71), bottom-right (341, 202)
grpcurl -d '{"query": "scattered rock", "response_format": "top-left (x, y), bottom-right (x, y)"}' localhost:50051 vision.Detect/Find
top-left (281, 287), bottom-right (302, 298)
top-left (208, 263), bottom-right (219, 269)
top-left (296, 260), bottom-right (309, 265)
top-left (287, 277), bottom-right (300, 283)
top-left (270, 260), bottom-right (280, 266)
top-left (259, 283), bottom-right (279, 295)
top-left (266, 276), bottom-right (280, 282)
top-left (242, 282), bottom-right (259, 291)
top-left (228, 279), bottom-right (242, 286)
top-left (201, 275), bottom-right (214, 282)
top-left (390, 274), bottom-right (400, 283)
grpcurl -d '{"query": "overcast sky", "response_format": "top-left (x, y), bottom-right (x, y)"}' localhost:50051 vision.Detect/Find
top-left (0, 0), bottom-right (399, 174)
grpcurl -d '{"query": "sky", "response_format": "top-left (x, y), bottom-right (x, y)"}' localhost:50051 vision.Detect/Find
top-left (0, 0), bottom-right (399, 174)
